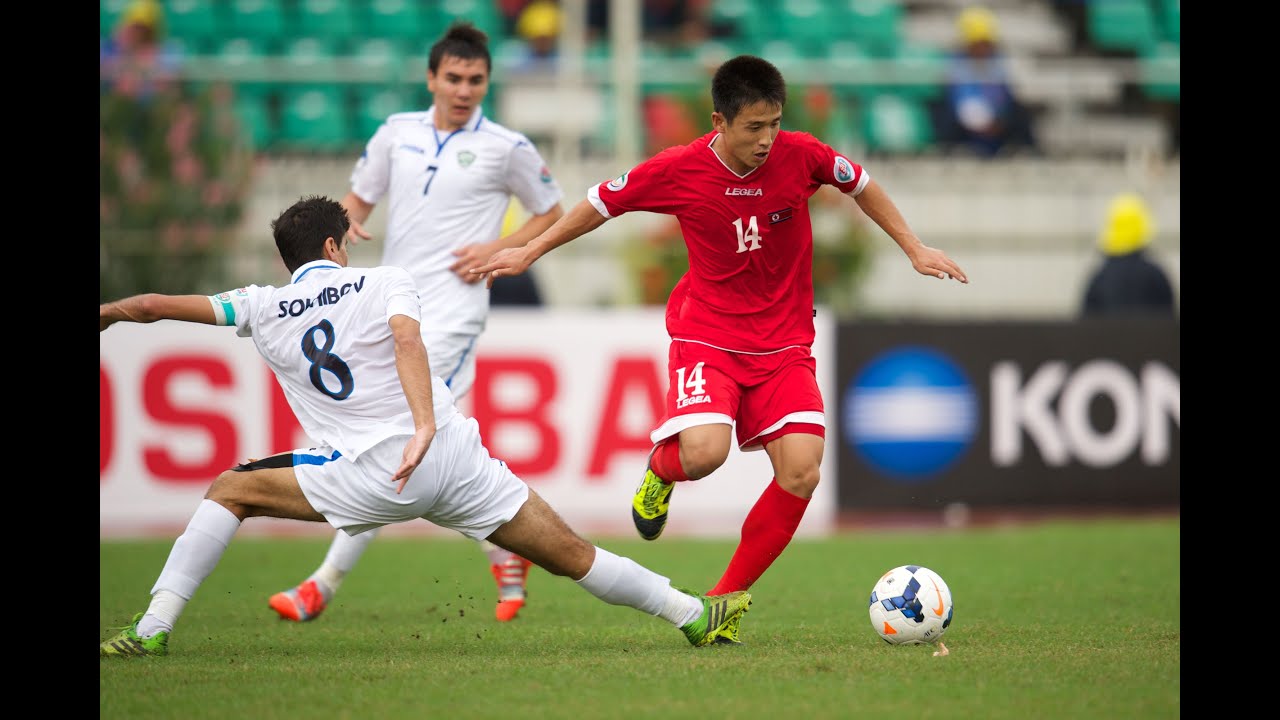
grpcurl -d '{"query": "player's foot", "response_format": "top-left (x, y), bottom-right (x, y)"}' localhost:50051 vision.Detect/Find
top-left (268, 579), bottom-right (328, 622)
top-left (713, 611), bottom-right (744, 645)
top-left (679, 590), bottom-right (752, 647)
top-left (632, 468), bottom-right (675, 541)
top-left (100, 612), bottom-right (169, 657)
top-left (491, 555), bottom-right (533, 622)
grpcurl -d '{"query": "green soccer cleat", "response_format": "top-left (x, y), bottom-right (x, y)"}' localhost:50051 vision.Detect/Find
top-left (631, 468), bottom-right (675, 541)
top-left (100, 613), bottom-right (169, 658)
top-left (679, 590), bottom-right (752, 647)
top-left (713, 611), bottom-right (744, 645)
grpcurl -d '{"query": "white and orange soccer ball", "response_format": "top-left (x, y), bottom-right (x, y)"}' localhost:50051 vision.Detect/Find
top-left (868, 565), bottom-right (954, 645)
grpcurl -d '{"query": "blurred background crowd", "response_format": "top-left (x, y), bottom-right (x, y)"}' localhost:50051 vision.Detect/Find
top-left (100, 0), bottom-right (1179, 318)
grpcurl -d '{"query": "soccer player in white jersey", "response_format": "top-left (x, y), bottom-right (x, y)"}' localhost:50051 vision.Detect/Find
top-left (268, 22), bottom-right (565, 624)
top-left (475, 56), bottom-right (968, 644)
top-left (99, 195), bottom-right (750, 657)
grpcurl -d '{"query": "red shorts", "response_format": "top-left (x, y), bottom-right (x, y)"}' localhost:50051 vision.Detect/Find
top-left (650, 341), bottom-right (825, 451)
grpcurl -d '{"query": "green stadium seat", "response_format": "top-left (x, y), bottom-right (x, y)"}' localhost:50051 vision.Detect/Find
top-left (280, 87), bottom-right (352, 151)
top-left (164, 0), bottom-right (223, 46)
top-left (438, 0), bottom-right (502, 40)
top-left (861, 94), bottom-right (932, 154)
top-left (841, 0), bottom-right (904, 57)
top-left (756, 38), bottom-right (805, 76)
top-left (296, 0), bottom-right (361, 45)
top-left (708, 0), bottom-right (770, 45)
top-left (348, 37), bottom-right (408, 84)
top-left (225, 0), bottom-right (288, 44)
top-left (353, 87), bottom-right (411, 142)
top-left (1159, 0), bottom-right (1180, 43)
top-left (1088, 0), bottom-right (1159, 54)
top-left (1139, 42), bottom-right (1179, 101)
top-left (362, 0), bottom-right (432, 43)
top-left (887, 43), bottom-right (945, 100)
top-left (279, 36), bottom-right (342, 88)
top-left (102, 0), bottom-right (131, 37)
top-left (211, 37), bottom-right (274, 98)
top-left (778, 0), bottom-right (839, 50)
top-left (826, 40), bottom-right (881, 101)
top-left (233, 92), bottom-right (275, 151)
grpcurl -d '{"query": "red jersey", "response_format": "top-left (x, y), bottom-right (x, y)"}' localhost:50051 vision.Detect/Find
top-left (588, 130), bottom-right (868, 353)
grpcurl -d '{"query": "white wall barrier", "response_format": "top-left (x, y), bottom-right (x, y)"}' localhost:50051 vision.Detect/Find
top-left (100, 308), bottom-right (836, 539)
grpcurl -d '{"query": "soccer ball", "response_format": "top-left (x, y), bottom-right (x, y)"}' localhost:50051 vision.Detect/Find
top-left (868, 565), bottom-right (953, 645)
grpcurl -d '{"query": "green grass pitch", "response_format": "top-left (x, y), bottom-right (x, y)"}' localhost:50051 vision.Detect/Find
top-left (101, 517), bottom-right (1179, 719)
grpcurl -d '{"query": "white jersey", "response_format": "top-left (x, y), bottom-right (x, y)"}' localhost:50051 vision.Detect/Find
top-left (220, 260), bottom-right (458, 460)
top-left (350, 105), bottom-right (563, 337)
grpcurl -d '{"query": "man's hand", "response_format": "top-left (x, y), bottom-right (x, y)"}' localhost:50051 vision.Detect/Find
top-left (346, 218), bottom-right (373, 245)
top-left (908, 245), bottom-right (969, 283)
top-left (391, 425), bottom-right (435, 494)
top-left (450, 241), bottom-right (500, 284)
top-left (471, 246), bottom-right (535, 289)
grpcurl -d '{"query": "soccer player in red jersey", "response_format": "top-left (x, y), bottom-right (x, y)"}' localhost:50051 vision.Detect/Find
top-left (473, 55), bottom-right (968, 643)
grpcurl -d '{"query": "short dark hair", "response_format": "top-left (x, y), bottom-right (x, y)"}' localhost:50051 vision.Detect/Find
top-left (711, 55), bottom-right (787, 123)
top-left (271, 195), bottom-right (350, 273)
top-left (429, 21), bottom-right (491, 74)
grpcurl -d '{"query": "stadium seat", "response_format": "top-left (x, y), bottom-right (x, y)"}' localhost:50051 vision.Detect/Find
top-left (1087, 0), bottom-right (1159, 54)
top-left (233, 92), bottom-right (275, 151)
top-left (1159, 0), bottom-right (1180, 43)
top-left (280, 87), bottom-right (352, 151)
top-left (861, 94), bottom-right (933, 154)
top-left (362, 0), bottom-right (432, 43)
top-left (708, 0), bottom-right (770, 46)
top-left (348, 37), bottom-right (408, 84)
top-left (225, 0), bottom-right (288, 44)
top-left (437, 0), bottom-right (502, 39)
top-left (164, 0), bottom-right (223, 47)
top-left (279, 36), bottom-right (341, 88)
top-left (826, 40), bottom-right (882, 101)
top-left (352, 86), bottom-right (411, 142)
top-left (777, 0), bottom-right (838, 50)
top-left (211, 37), bottom-right (274, 98)
top-left (887, 43), bottom-right (945, 100)
top-left (101, 0), bottom-right (131, 37)
top-left (296, 0), bottom-right (361, 45)
top-left (841, 0), bottom-right (904, 57)
top-left (1139, 42), bottom-right (1179, 101)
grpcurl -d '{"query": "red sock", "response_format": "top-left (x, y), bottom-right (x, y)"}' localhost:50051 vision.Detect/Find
top-left (648, 438), bottom-right (690, 482)
top-left (707, 478), bottom-right (810, 595)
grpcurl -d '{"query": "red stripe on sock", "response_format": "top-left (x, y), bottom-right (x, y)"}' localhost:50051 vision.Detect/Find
top-left (649, 437), bottom-right (690, 482)
top-left (707, 478), bottom-right (810, 595)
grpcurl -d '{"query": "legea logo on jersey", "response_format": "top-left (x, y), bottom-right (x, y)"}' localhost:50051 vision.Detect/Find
top-left (607, 172), bottom-right (629, 191)
top-left (834, 156), bottom-right (855, 183)
top-left (842, 347), bottom-right (977, 481)
top-left (457, 150), bottom-right (476, 167)
top-left (540, 165), bottom-right (553, 183)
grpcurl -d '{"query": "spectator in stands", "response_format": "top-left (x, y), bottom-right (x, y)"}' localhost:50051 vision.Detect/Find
top-left (99, 0), bottom-right (182, 103)
top-left (1081, 193), bottom-right (1175, 317)
top-left (933, 6), bottom-right (1038, 158)
top-left (509, 0), bottom-right (561, 77)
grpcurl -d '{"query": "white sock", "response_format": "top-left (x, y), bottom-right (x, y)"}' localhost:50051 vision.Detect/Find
top-left (145, 499), bottom-right (241, 635)
top-left (309, 527), bottom-right (378, 599)
top-left (575, 547), bottom-right (703, 627)
top-left (478, 538), bottom-right (516, 567)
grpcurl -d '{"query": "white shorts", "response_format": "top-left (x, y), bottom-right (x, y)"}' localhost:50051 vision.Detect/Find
top-left (293, 416), bottom-right (529, 540)
top-left (424, 330), bottom-right (479, 400)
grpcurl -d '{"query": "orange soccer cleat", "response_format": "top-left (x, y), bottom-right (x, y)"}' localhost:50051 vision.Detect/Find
top-left (490, 555), bottom-right (533, 622)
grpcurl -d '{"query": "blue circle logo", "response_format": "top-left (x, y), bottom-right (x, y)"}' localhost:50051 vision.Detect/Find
top-left (842, 347), bottom-right (977, 481)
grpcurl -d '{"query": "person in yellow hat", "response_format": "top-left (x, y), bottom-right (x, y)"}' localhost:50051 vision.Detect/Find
top-left (1080, 193), bottom-right (1176, 317)
top-left (936, 6), bottom-right (1038, 157)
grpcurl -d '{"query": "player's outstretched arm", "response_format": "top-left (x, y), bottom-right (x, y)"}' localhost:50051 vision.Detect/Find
top-left (471, 198), bottom-right (609, 288)
top-left (853, 179), bottom-right (968, 284)
top-left (100, 294), bottom-right (218, 332)
top-left (450, 203), bottom-right (566, 284)
top-left (389, 313), bottom-right (436, 494)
